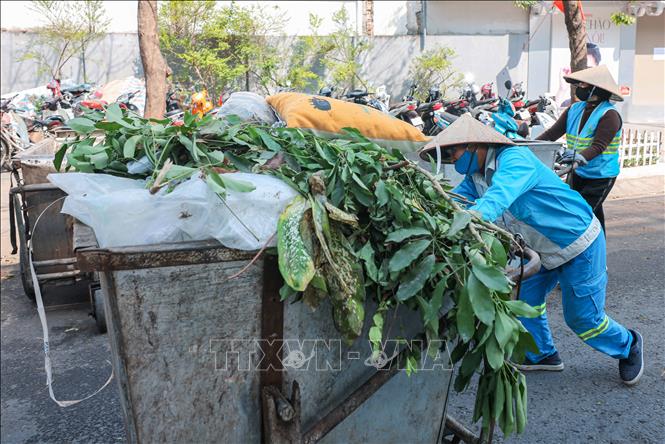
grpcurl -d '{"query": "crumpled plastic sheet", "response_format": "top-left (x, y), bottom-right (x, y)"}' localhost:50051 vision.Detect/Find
top-left (216, 91), bottom-right (277, 124)
top-left (48, 171), bottom-right (299, 250)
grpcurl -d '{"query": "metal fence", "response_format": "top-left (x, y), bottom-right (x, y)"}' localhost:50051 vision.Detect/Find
top-left (620, 125), bottom-right (664, 168)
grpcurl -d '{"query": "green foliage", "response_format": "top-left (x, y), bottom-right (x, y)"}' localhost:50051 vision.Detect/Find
top-left (314, 7), bottom-right (372, 94)
top-left (158, 1), bottom-right (320, 96)
top-left (57, 108), bottom-right (538, 436)
top-left (408, 46), bottom-right (463, 101)
top-left (512, 0), bottom-right (538, 10)
top-left (21, 0), bottom-right (109, 80)
top-left (610, 11), bottom-right (636, 26)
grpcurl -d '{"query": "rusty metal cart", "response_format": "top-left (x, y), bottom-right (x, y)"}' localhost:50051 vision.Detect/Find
top-left (8, 139), bottom-right (100, 329)
top-left (73, 219), bottom-right (540, 444)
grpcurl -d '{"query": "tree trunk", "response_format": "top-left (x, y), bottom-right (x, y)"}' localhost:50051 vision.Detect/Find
top-left (563, 0), bottom-right (588, 102)
top-left (138, 0), bottom-right (168, 119)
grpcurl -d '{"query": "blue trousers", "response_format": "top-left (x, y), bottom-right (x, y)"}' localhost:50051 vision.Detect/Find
top-left (518, 234), bottom-right (632, 361)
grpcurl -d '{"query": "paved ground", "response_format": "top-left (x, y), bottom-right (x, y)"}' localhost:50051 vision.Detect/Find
top-left (1, 171), bottom-right (664, 443)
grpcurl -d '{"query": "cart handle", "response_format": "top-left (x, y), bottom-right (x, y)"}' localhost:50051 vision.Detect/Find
top-left (9, 183), bottom-right (62, 194)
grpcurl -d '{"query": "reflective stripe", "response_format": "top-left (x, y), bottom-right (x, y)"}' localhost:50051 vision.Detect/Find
top-left (566, 134), bottom-right (621, 155)
top-left (532, 302), bottom-right (547, 316)
top-left (578, 315), bottom-right (609, 341)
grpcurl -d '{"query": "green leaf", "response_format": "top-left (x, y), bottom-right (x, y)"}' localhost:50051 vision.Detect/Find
top-left (460, 348), bottom-right (483, 378)
top-left (369, 326), bottom-right (382, 343)
top-left (90, 151), bottom-right (109, 169)
top-left (467, 274), bottom-right (495, 325)
top-left (123, 135), bottom-right (142, 158)
top-left (504, 300), bottom-right (539, 318)
top-left (67, 117), bottom-right (96, 134)
top-left (219, 174), bottom-right (256, 193)
top-left (456, 287), bottom-right (475, 342)
top-left (375, 180), bottom-right (389, 206)
top-left (388, 239), bottom-right (431, 273)
top-left (256, 128), bottom-right (282, 152)
top-left (53, 143), bottom-right (68, 171)
top-left (385, 227), bottom-right (430, 243)
top-left (105, 102), bottom-right (123, 122)
top-left (357, 242), bottom-right (379, 282)
top-left (485, 336), bottom-right (504, 370)
top-left (494, 310), bottom-right (514, 348)
top-left (447, 211), bottom-right (471, 236)
top-left (372, 312), bottom-right (384, 329)
top-left (472, 262), bottom-right (512, 293)
top-left (396, 254), bottom-right (435, 301)
top-left (277, 196), bottom-right (315, 292)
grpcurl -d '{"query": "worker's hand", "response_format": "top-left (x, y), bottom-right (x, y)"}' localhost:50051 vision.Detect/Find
top-left (559, 149), bottom-right (588, 166)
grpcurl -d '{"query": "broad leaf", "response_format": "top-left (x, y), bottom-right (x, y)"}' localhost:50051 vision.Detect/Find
top-left (456, 287), bottom-right (475, 342)
top-left (467, 274), bottom-right (495, 325)
top-left (396, 254), bottom-right (436, 301)
top-left (67, 118), bottom-right (96, 134)
top-left (277, 196), bottom-right (315, 291)
top-left (385, 227), bottom-right (431, 243)
top-left (472, 262), bottom-right (512, 293)
top-left (123, 135), bottom-right (142, 158)
top-left (447, 211), bottom-right (471, 236)
top-left (388, 239), bottom-right (431, 273)
top-left (504, 300), bottom-right (539, 318)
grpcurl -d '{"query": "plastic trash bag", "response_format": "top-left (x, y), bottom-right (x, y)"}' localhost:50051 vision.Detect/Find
top-left (48, 171), bottom-right (298, 250)
top-left (216, 92), bottom-right (277, 124)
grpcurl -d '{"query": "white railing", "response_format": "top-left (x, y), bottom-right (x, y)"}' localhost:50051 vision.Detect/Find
top-left (619, 125), bottom-right (664, 168)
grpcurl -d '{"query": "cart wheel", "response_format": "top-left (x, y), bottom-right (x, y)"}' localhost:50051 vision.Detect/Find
top-left (19, 245), bottom-right (36, 302)
top-left (93, 289), bottom-right (107, 334)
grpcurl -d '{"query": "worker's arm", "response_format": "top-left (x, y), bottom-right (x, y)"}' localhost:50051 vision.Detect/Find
top-left (535, 108), bottom-right (569, 141)
top-left (469, 149), bottom-right (539, 222)
top-left (452, 174), bottom-right (479, 205)
top-left (579, 110), bottom-right (622, 161)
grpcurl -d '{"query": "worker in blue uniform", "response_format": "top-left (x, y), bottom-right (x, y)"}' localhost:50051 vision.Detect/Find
top-left (538, 65), bottom-right (624, 235)
top-left (419, 114), bottom-right (643, 385)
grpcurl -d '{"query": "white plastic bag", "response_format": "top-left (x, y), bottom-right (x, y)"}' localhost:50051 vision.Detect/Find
top-left (216, 92), bottom-right (277, 124)
top-left (48, 172), bottom-right (298, 250)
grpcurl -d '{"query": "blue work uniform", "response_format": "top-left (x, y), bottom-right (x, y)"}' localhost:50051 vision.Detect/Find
top-left (566, 100), bottom-right (622, 179)
top-left (453, 145), bottom-right (632, 361)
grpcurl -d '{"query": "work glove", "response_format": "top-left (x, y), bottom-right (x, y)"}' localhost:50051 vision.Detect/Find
top-left (559, 149), bottom-right (588, 166)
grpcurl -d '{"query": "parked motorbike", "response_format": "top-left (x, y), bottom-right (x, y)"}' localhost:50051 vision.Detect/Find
top-left (343, 89), bottom-right (390, 113)
top-left (117, 90), bottom-right (141, 113)
top-left (489, 80), bottom-right (530, 140)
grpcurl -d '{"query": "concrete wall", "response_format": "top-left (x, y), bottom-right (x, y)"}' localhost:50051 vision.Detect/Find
top-left (1, 31), bottom-right (141, 94)
top-left (426, 1), bottom-right (529, 35)
top-left (630, 14), bottom-right (665, 124)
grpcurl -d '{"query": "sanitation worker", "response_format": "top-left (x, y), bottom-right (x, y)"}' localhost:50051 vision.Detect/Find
top-left (419, 114), bottom-right (642, 385)
top-left (537, 65), bottom-right (623, 235)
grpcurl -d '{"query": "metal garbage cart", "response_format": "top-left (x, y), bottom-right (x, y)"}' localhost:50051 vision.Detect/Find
top-left (73, 220), bottom-right (540, 444)
top-left (8, 139), bottom-right (95, 313)
top-left (409, 140), bottom-right (563, 187)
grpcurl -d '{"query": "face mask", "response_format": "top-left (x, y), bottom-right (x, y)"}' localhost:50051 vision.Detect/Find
top-left (575, 85), bottom-right (596, 102)
top-left (454, 150), bottom-right (479, 175)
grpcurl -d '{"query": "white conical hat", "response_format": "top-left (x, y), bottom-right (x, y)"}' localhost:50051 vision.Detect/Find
top-left (419, 113), bottom-right (514, 160)
top-left (564, 65), bottom-right (623, 102)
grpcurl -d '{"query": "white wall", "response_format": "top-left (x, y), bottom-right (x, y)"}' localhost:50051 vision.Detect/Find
top-left (426, 1), bottom-right (529, 35)
top-left (0, 0), bottom-right (138, 33)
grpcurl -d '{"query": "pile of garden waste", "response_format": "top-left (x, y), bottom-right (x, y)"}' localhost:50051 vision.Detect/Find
top-left (55, 105), bottom-right (540, 436)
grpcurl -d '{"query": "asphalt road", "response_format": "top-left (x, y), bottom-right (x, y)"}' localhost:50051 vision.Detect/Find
top-left (1, 172), bottom-right (663, 443)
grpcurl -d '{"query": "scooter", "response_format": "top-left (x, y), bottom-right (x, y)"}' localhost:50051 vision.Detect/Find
top-left (490, 81), bottom-right (530, 140)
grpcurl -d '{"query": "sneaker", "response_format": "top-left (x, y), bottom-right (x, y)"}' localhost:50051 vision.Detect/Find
top-left (619, 330), bottom-right (643, 386)
top-left (513, 351), bottom-right (564, 372)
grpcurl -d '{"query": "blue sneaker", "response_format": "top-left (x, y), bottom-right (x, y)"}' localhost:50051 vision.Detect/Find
top-left (619, 330), bottom-right (643, 386)
top-left (513, 351), bottom-right (564, 372)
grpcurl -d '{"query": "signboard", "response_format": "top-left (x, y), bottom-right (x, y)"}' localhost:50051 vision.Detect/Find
top-left (549, 3), bottom-right (622, 106)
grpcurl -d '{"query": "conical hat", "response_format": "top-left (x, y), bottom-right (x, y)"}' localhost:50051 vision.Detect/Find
top-left (419, 113), bottom-right (515, 160)
top-left (564, 65), bottom-right (623, 102)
